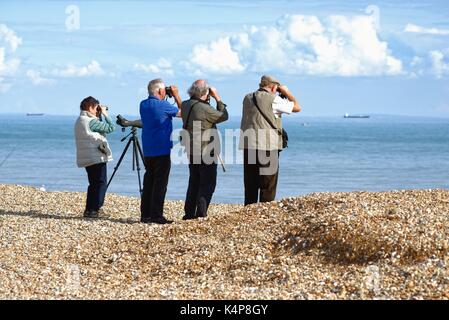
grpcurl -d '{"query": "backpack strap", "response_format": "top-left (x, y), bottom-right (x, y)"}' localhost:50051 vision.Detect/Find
top-left (252, 93), bottom-right (282, 136)
top-left (183, 101), bottom-right (201, 130)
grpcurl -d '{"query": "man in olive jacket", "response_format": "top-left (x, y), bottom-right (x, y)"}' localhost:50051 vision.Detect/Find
top-left (240, 75), bottom-right (301, 205)
top-left (181, 79), bottom-right (228, 220)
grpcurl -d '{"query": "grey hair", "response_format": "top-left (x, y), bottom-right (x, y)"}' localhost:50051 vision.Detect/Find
top-left (188, 80), bottom-right (210, 99)
top-left (147, 78), bottom-right (165, 95)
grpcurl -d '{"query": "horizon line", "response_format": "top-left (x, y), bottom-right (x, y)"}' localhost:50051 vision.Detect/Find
top-left (1, 112), bottom-right (449, 120)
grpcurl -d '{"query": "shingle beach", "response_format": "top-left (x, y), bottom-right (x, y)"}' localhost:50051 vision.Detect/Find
top-left (0, 184), bottom-right (447, 299)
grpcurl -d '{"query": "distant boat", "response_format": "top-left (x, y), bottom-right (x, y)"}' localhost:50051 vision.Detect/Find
top-left (26, 113), bottom-right (44, 116)
top-left (302, 122), bottom-right (311, 127)
top-left (344, 113), bottom-right (370, 119)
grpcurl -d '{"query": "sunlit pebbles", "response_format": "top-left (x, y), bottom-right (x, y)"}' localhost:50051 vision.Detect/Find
top-left (0, 185), bottom-right (447, 299)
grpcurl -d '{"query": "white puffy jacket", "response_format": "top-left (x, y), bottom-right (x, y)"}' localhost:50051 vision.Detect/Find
top-left (75, 111), bottom-right (113, 168)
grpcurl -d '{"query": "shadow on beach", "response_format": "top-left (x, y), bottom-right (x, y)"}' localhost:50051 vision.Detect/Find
top-left (0, 209), bottom-right (140, 225)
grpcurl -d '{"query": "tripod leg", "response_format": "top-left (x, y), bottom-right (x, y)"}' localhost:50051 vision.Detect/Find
top-left (133, 137), bottom-right (143, 195)
top-left (132, 137), bottom-right (136, 171)
top-left (107, 136), bottom-right (133, 189)
top-left (135, 136), bottom-right (145, 165)
top-left (135, 137), bottom-right (145, 193)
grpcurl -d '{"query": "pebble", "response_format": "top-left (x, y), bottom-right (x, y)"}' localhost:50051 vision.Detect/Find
top-left (0, 185), bottom-right (447, 299)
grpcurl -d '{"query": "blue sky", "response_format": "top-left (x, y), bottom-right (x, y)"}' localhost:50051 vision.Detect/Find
top-left (0, 0), bottom-right (448, 117)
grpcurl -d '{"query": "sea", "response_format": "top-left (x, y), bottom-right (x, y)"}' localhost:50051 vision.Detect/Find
top-left (1, 114), bottom-right (449, 204)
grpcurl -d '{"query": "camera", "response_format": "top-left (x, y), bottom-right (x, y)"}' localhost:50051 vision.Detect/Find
top-left (165, 86), bottom-right (173, 98)
top-left (116, 114), bottom-right (142, 129)
top-left (116, 114), bottom-right (130, 127)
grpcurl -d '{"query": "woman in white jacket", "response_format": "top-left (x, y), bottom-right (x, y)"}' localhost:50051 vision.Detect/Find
top-left (74, 96), bottom-right (115, 218)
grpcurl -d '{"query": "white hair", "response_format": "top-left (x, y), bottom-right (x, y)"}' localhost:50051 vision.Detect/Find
top-left (188, 80), bottom-right (210, 99)
top-left (148, 78), bottom-right (165, 95)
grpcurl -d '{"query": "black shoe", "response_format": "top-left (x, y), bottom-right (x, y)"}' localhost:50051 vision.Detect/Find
top-left (142, 217), bottom-right (173, 225)
top-left (182, 214), bottom-right (197, 221)
top-left (83, 210), bottom-right (99, 218)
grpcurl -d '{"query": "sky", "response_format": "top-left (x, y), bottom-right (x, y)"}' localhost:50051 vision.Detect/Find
top-left (0, 0), bottom-right (448, 117)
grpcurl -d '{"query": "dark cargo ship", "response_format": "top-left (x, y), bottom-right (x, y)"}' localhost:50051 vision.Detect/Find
top-left (344, 113), bottom-right (370, 119)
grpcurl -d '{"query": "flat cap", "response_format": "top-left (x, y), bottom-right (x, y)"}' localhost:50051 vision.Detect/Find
top-left (259, 75), bottom-right (281, 88)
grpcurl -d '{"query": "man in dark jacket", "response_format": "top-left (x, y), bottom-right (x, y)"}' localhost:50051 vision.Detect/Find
top-left (181, 79), bottom-right (228, 220)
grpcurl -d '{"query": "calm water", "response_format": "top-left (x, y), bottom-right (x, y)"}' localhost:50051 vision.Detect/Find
top-left (1, 114), bottom-right (449, 204)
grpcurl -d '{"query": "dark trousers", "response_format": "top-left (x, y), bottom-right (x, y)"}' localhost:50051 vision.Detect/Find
top-left (141, 155), bottom-right (171, 221)
top-left (85, 162), bottom-right (107, 212)
top-left (243, 149), bottom-right (279, 206)
top-left (184, 157), bottom-right (217, 218)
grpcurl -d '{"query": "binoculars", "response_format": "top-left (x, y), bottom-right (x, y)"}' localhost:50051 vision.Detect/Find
top-left (165, 87), bottom-right (173, 98)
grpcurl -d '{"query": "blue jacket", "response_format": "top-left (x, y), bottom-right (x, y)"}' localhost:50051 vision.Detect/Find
top-left (140, 95), bottom-right (178, 157)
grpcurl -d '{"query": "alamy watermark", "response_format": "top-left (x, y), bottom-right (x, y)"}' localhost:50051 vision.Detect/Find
top-left (362, 265), bottom-right (381, 298)
top-left (66, 264), bottom-right (81, 295)
top-left (366, 4), bottom-right (381, 29)
top-left (168, 124), bottom-right (281, 176)
top-left (65, 5), bottom-right (80, 31)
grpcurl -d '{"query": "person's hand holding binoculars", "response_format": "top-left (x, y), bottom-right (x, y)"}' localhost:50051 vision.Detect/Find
top-left (166, 85), bottom-right (182, 111)
top-left (97, 105), bottom-right (109, 117)
top-left (209, 87), bottom-right (222, 102)
top-left (276, 84), bottom-right (301, 112)
top-left (277, 85), bottom-right (290, 96)
top-left (169, 85), bottom-right (179, 97)
top-left (277, 85), bottom-right (294, 100)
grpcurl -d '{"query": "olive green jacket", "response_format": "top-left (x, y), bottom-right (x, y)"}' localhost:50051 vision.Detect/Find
top-left (181, 98), bottom-right (228, 157)
top-left (239, 90), bottom-right (283, 150)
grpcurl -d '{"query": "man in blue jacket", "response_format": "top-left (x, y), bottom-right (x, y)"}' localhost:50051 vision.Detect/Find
top-left (140, 78), bottom-right (181, 224)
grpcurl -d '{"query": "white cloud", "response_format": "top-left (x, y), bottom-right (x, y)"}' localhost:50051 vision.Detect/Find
top-left (185, 14), bottom-right (403, 77)
top-left (134, 58), bottom-right (175, 76)
top-left (411, 56), bottom-right (423, 67)
top-left (0, 24), bottom-right (22, 52)
top-left (408, 56), bottom-right (425, 78)
top-left (430, 50), bottom-right (449, 78)
top-left (0, 48), bottom-right (20, 76)
top-left (407, 51), bottom-right (449, 79)
top-left (26, 69), bottom-right (55, 86)
top-left (135, 63), bottom-right (159, 73)
top-left (52, 60), bottom-right (104, 78)
top-left (186, 37), bottom-right (245, 75)
top-left (0, 25), bottom-right (22, 92)
top-left (25, 60), bottom-right (107, 87)
top-left (404, 24), bottom-right (449, 36)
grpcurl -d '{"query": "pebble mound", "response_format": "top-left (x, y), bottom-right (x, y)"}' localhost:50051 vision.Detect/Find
top-left (0, 185), bottom-right (447, 299)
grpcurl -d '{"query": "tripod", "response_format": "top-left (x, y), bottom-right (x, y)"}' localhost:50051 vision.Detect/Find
top-left (107, 127), bottom-right (145, 195)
